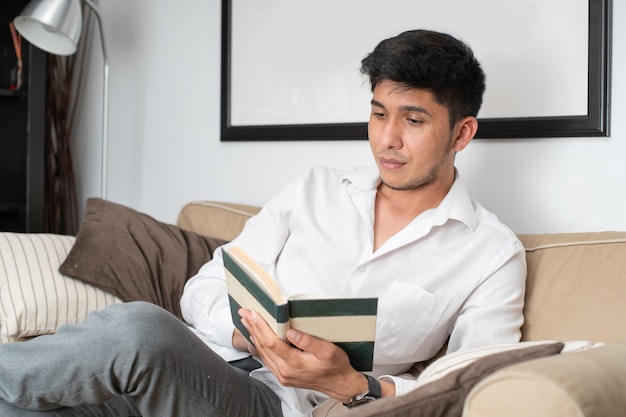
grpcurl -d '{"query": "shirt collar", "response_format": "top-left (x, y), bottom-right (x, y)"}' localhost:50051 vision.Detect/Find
top-left (342, 166), bottom-right (478, 232)
top-left (342, 165), bottom-right (381, 193)
top-left (434, 172), bottom-right (478, 232)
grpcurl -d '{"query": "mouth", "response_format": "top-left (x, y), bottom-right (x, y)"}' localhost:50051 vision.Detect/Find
top-left (378, 156), bottom-right (407, 171)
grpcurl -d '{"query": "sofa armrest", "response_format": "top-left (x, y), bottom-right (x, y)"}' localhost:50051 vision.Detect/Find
top-left (463, 341), bottom-right (626, 417)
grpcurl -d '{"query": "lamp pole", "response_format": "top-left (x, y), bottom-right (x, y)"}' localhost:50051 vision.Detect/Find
top-left (83, 0), bottom-right (109, 200)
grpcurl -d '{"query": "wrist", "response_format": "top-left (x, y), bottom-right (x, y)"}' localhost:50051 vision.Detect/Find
top-left (343, 373), bottom-right (383, 408)
top-left (379, 378), bottom-right (396, 397)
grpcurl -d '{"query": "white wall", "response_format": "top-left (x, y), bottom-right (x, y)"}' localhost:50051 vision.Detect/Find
top-left (72, 0), bottom-right (626, 234)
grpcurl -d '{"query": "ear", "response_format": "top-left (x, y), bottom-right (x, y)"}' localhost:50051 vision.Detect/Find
top-left (452, 116), bottom-right (478, 152)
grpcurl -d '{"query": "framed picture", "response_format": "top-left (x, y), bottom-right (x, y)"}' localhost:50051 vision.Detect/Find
top-left (221, 0), bottom-right (611, 141)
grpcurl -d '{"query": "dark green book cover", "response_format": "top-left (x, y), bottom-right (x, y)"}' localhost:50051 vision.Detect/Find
top-left (224, 247), bottom-right (377, 371)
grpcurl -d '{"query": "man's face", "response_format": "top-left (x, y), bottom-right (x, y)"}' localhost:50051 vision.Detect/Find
top-left (368, 80), bottom-right (460, 193)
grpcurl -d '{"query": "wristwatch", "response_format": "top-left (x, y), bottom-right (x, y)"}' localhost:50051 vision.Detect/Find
top-left (343, 374), bottom-right (382, 408)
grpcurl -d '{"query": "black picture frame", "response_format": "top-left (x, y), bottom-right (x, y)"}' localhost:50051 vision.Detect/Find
top-left (221, 0), bottom-right (612, 141)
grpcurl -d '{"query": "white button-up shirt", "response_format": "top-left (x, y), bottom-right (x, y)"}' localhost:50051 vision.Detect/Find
top-left (180, 165), bottom-right (526, 416)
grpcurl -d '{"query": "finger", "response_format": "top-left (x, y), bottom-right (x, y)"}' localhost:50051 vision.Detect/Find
top-left (286, 328), bottom-right (326, 354)
top-left (240, 310), bottom-right (282, 354)
top-left (286, 328), bottom-right (306, 348)
top-left (287, 328), bottom-right (351, 368)
top-left (241, 310), bottom-right (297, 373)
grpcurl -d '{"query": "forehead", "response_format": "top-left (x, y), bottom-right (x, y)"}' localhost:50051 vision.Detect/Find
top-left (372, 80), bottom-right (444, 112)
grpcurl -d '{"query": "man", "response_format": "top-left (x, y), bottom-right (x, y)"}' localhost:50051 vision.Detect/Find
top-left (0, 29), bottom-right (526, 417)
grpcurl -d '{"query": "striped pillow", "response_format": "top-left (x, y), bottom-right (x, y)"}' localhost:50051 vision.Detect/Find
top-left (0, 233), bottom-right (122, 344)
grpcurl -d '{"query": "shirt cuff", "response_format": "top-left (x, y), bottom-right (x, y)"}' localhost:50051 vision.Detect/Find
top-left (379, 374), bottom-right (418, 396)
top-left (211, 305), bottom-right (238, 348)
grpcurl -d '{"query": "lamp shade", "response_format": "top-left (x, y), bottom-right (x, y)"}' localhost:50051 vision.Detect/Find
top-left (13, 0), bottom-right (83, 56)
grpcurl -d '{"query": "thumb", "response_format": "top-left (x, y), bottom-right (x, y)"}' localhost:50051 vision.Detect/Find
top-left (286, 328), bottom-right (316, 351)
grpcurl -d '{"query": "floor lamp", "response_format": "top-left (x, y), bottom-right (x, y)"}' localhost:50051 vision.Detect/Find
top-left (14, 0), bottom-right (109, 200)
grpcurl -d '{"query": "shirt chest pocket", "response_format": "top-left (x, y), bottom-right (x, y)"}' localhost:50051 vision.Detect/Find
top-left (374, 281), bottom-right (450, 363)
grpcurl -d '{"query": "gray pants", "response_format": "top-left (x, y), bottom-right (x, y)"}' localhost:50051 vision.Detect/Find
top-left (0, 302), bottom-right (283, 417)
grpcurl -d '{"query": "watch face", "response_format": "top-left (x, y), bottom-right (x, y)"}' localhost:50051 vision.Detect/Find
top-left (345, 394), bottom-right (377, 408)
top-left (357, 393), bottom-right (376, 401)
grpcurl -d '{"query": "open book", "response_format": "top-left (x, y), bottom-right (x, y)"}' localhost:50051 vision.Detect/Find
top-left (223, 246), bottom-right (378, 371)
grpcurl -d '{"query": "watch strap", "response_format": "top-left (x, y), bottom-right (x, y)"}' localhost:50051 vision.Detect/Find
top-left (343, 374), bottom-right (382, 408)
top-left (364, 374), bottom-right (382, 399)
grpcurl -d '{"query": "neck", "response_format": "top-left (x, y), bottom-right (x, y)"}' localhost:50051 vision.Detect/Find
top-left (377, 169), bottom-right (456, 216)
top-left (372, 172), bottom-right (455, 252)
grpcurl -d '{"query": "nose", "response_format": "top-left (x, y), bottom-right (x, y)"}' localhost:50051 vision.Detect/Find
top-left (373, 118), bottom-right (403, 149)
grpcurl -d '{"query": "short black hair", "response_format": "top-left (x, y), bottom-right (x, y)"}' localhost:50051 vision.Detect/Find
top-left (360, 29), bottom-right (486, 126)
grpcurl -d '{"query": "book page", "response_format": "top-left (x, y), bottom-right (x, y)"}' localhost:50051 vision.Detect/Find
top-left (288, 293), bottom-right (335, 300)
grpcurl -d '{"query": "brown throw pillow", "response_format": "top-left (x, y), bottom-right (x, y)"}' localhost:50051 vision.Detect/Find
top-left (59, 198), bottom-right (227, 319)
top-left (338, 342), bottom-right (564, 417)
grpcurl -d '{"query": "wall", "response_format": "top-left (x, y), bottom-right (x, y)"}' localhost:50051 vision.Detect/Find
top-left (71, 0), bottom-right (625, 234)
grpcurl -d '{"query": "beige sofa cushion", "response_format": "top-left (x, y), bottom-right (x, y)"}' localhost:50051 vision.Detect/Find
top-left (518, 232), bottom-right (626, 342)
top-left (177, 201), bottom-right (261, 242)
top-left (319, 342), bottom-right (563, 417)
top-left (464, 340), bottom-right (626, 417)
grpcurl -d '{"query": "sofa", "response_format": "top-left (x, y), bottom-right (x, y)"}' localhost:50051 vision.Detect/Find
top-left (2, 198), bottom-right (626, 417)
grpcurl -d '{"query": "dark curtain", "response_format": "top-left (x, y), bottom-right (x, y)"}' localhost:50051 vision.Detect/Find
top-left (44, 6), bottom-right (92, 235)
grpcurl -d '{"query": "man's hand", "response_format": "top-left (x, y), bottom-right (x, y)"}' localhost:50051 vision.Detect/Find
top-left (238, 309), bottom-right (387, 402)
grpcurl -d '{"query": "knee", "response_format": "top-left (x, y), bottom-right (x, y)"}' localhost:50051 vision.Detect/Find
top-left (102, 301), bottom-right (173, 322)
top-left (97, 302), bottom-right (180, 343)
top-left (99, 302), bottom-right (190, 357)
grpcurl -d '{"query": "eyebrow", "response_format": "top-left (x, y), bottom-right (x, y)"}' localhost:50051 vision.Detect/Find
top-left (370, 100), bottom-right (432, 117)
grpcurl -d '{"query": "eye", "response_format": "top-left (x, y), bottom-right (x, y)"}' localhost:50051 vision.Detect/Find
top-left (407, 117), bottom-right (423, 125)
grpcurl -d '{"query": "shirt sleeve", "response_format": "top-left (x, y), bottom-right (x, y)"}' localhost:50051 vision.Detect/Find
top-left (446, 238), bottom-right (527, 353)
top-left (179, 174), bottom-right (302, 350)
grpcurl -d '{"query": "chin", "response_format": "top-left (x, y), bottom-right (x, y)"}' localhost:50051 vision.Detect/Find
top-left (381, 180), bottom-right (421, 191)
top-left (380, 174), bottom-right (435, 191)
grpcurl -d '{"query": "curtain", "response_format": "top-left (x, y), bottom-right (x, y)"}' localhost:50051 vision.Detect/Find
top-left (44, 5), bottom-right (92, 235)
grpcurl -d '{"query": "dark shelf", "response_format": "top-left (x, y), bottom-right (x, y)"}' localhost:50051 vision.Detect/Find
top-left (0, 204), bottom-right (19, 213)
top-left (0, 88), bottom-right (25, 98)
top-left (1, 1), bottom-right (46, 232)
